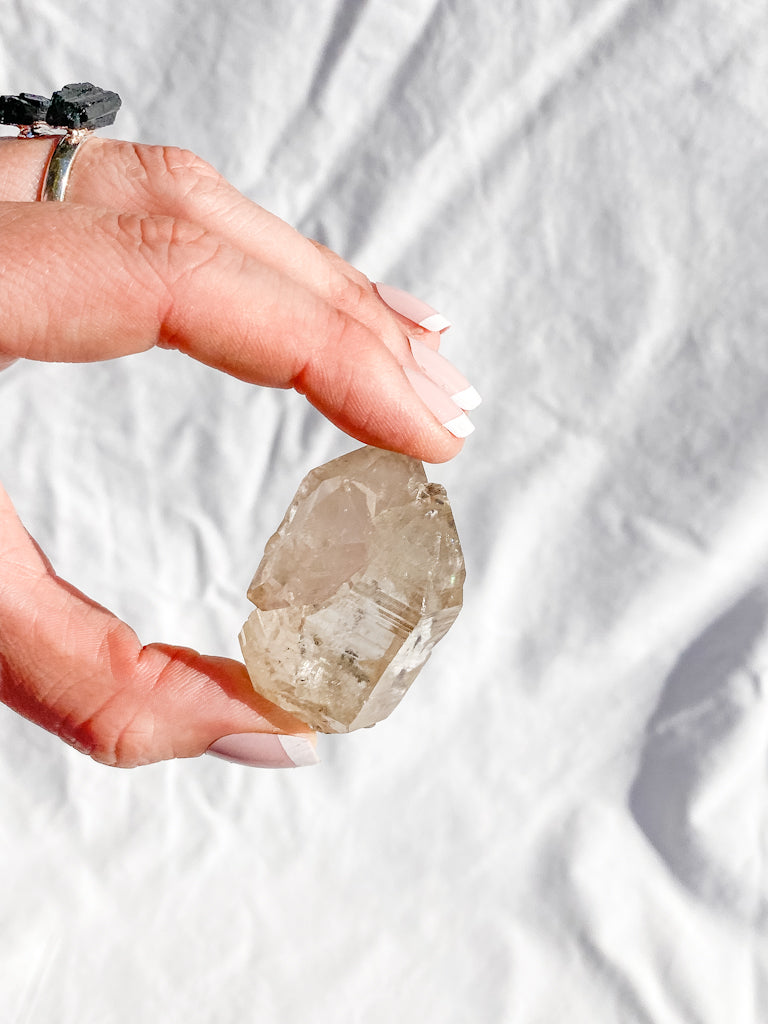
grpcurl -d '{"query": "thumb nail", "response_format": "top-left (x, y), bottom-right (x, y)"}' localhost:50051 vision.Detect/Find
top-left (206, 732), bottom-right (320, 768)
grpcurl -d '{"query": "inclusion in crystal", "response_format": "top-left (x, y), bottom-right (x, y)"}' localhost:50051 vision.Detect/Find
top-left (239, 446), bottom-right (465, 733)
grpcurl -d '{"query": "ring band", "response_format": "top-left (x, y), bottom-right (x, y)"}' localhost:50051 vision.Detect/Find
top-left (0, 83), bottom-right (121, 203)
top-left (41, 131), bottom-right (92, 202)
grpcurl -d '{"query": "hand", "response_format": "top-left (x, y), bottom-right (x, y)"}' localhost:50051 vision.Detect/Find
top-left (0, 136), bottom-right (478, 767)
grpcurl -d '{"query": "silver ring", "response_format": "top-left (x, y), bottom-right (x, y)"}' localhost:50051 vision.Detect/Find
top-left (1, 85), bottom-right (121, 200)
top-left (41, 130), bottom-right (92, 202)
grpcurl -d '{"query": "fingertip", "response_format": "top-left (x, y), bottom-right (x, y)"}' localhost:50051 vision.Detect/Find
top-left (418, 433), bottom-right (465, 464)
top-left (374, 283), bottom-right (452, 332)
top-left (302, 348), bottom-right (466, 464)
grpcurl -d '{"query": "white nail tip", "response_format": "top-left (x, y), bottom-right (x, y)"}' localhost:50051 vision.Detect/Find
top-left (443, 413), bottom-right (475, 438)
top-left (419, 313), bottom-right (452, 332)
top-left (451, 385), bottom-right (482, 411)
top-left (278, 735), bottom-right (320, 767)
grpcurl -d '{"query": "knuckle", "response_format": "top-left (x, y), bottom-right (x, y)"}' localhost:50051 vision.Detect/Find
top-left (325, 269), bottom-right (408, 360)
top-left (131, 143), bottom-right (226, 212)
top-left (106, 209), bottom-right (228, 295)
top-left (337, 264), bottom-right (372, 291)
top-left (108, 210), bottom-right (239, 350)
top-left (329, 303), bottom-right (371, 357)
top-left (319, 302), bottom-right (359, 359)
top-left (135, 143), bottom-right (220, 188)
top-left (158, 145), bottom-right (221, 194)
top-left (313, 241), bottom-right (373, 290)
top-left (58, 701), bottom-right (156, 769)
top-left (327, 271), bottom-right (372, 319)
top-left (294, 303), bottom-right (361, 404)
top-left (53, 624), bottom-right (160, 769)
top-left (111, 208), bottom-right (204, 257)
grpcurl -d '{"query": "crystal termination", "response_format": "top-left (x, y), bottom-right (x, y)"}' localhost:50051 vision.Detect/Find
top-left (239, 446), bottom-right (465, 733)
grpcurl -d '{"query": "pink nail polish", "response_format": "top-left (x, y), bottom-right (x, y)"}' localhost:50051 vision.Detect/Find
top-left (375, 283), bottom-right (452, 332)
top-left (409, 338), bottom-right (482, 411)
top-left (206, 733), bottom-right (319, 768)
top-left (403, 366), bottom-right (474, 438)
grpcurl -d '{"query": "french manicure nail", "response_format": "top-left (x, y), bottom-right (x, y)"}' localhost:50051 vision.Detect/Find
top-left (409, 338), bottom-right (482, 411)
top-left (403, 366), bottom-right (474, 438)
top-left (375, 283), bottom-right (452, 332)
top-left (206, 732), bottom-right (320, 769)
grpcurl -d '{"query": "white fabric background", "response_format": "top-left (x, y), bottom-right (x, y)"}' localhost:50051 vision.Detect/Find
top-left (2, 1), bottom-right (768, 1020)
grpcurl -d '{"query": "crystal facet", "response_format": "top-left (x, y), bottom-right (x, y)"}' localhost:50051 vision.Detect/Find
top-left (46, 83), bottom-right (121, 130)
top-left (0, 92), bottom-right (50, 125)
top-left (239, 446), bottom-right (465, 733)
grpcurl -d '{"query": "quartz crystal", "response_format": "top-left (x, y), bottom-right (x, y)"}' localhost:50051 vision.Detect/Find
top-left (239, 446), bottom-right (465, 733)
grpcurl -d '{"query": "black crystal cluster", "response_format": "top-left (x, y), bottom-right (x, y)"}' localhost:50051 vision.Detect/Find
top-left (0, 83), bottom-right (121, 130)
top-left (0, 92), bottom-right (50, 124)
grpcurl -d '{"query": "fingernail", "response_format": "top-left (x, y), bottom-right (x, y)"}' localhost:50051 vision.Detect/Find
top-left (206, 733), bottom-right (320, 768)
top-left (375, 283), bottom-right (452, 332)
top-left (403, 366), bottom-right (474, 438)
top-left (409, 338), bottom-right (482, 411)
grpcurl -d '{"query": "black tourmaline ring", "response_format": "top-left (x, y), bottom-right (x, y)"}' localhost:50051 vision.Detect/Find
top-left (0, 83), bottom-right (121, 201)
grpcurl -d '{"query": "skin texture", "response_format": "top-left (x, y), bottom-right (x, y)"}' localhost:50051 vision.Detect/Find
top-left (0, 136), bottom-right (459, 767)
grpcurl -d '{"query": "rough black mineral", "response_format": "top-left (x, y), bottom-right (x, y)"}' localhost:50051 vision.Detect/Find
top-left (0, 92), bottom-right (51, 125)
top-left (46, 83), bottom-right (121, 130)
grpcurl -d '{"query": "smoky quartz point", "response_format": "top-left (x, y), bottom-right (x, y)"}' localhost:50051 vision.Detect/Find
top-left (239, 446), bottom-right (465, 733)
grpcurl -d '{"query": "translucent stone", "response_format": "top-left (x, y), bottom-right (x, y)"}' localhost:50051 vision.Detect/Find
top-left (239, 446), bottom-right (465, 733)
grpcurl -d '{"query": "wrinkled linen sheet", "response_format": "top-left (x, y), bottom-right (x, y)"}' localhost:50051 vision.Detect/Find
top-left (2, 1), bottom-right (768, 1021)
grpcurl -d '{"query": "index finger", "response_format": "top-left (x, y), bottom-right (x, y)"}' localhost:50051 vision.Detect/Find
top-left (0, 137), bottom-right (430, 359)
top-left (0, 200), bottom-right (465, 461)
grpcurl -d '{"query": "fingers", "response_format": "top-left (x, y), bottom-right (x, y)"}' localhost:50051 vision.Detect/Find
top-left (63, 141), bottom-right (449, 366)
top-left (0, 137), bottom-right (477, 460)
top-left (0, 138), bottom-right (449, 352)
top-left (0, 483), bottom-right (315, 768)
top-left (0, 137), bottom-right (399, 341)
top-left (308, 241), bottom-right (445, 350)
top-left (0, 200), bottom-right (464, 458)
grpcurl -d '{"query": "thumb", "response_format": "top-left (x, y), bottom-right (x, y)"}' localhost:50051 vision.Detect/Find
top-left (0, 485), bottom-right (317, 769)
